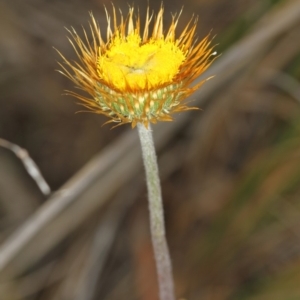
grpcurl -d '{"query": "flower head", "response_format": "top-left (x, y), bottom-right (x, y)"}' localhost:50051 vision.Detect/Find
top-left (57, 5), bottom-right (216, 128)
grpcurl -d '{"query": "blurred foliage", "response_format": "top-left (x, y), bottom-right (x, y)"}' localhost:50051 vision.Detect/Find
top-left (1, 0), bottom-right (300, 300)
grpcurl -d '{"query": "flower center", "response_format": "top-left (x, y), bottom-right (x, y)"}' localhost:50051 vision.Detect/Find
top-left (98, 33), bottom-right (186, 91)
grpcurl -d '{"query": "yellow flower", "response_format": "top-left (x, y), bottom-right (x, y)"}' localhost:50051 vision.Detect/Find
top-left (57, 5), bottom-right (216, 128)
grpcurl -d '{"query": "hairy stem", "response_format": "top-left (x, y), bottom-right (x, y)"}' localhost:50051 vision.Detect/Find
top-left (137, 123), bottom-right (175, 300)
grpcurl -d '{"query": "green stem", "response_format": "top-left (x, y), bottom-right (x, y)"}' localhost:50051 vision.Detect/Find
top-left (137, 123), bottom-right (175, 300)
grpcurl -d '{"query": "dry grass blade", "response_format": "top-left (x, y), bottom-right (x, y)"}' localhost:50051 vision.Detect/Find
top-left (0, 138), bottom-right (51, 196)
top-left (73, 186), bottom-right (137, 300)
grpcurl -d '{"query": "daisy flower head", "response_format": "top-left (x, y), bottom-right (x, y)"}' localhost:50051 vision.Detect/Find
top-left (57, 5), bottom-right (216, 128)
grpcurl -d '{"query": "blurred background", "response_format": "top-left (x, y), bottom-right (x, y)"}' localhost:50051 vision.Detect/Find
top-left (1, 0), bottom-right (300, 299)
